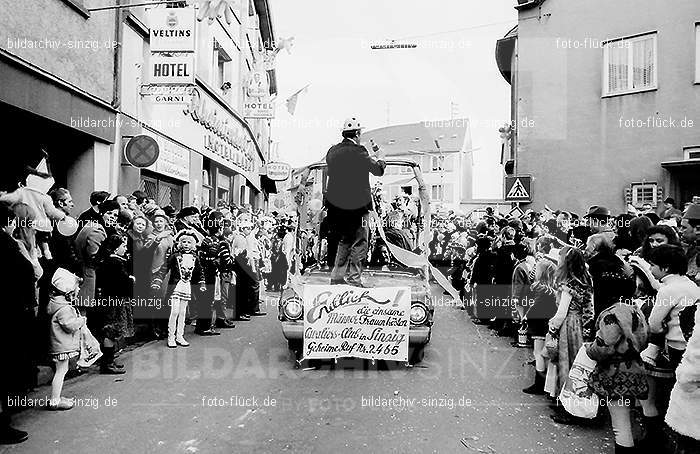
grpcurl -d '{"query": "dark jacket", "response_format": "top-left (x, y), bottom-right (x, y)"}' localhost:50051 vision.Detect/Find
top-left (50, 223), bottom-right (81, 274)
top-left (325, 138), bottom-right (386, 213)
top-left (0, 231), bottom-right (37, 394)
top-left (587, 251), bottom-right (636, 319)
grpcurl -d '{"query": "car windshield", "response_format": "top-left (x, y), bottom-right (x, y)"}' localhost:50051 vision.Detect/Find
top-left (295, 161), bottom-right (428, 272)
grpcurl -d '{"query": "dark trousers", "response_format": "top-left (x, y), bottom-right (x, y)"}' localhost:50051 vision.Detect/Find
top-left (234, 259), bottom-right (257, 316)
top-left (194, 284), bottom-right (214, 333)
top-left (329, 211), bottom-right (369, 285)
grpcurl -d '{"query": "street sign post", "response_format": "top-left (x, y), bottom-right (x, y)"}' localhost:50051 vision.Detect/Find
top-left (504, 175), bottom-right (532, 202)
top-left (124, 135), bottom-right (160, 168)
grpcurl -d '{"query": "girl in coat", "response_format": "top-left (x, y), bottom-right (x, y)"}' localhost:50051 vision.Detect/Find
top-left (639, 245), bottom-right (700, 437)
top-left (522, 259), bottom-right (557, 395)
top-left (93, 234), bottom-right (133, 374)
top-left (586, 302), bottom-right (649, 452)
top-left (546, 247), bottom-right (595, 422)
top-left (47, 268), bottom-right (86, 411)
top-left (152, 230), bottom-right (205, 348)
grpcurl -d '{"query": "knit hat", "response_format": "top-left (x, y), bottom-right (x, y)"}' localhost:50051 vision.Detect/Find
top-left (51, 268), bottom-right (80, 294)
top-left (175, 229), bottom-right (200, 245)
top-left (178, 206), bottom-right (200, 219)
top-left (99, 199), bottom-right (121, 214)
top-left (151, 209), bottom-right (168, 221)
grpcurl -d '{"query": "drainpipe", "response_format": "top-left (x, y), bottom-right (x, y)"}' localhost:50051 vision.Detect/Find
top-left (111, 0), bottom-right (124, 195)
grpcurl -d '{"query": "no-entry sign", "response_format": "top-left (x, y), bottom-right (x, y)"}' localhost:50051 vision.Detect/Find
top-left (125, 135), bottom-right (160, 168)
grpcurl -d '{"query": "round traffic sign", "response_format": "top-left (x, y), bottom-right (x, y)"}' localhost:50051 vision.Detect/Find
top-left (125, 135), bottom-right (160, 168)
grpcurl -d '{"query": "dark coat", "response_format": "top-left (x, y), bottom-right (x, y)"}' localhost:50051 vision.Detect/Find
top-left (93, 254), bottom-right (134, 340)
top-left (588, 251), bottom-right (636, 319)
top-left (325, 138), bottom-right (386, 214)
top-left (0, 232), bottom-right (37, 395)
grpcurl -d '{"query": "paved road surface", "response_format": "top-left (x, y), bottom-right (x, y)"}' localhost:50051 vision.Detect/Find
top-left (3, 289), bottom-right (611, 453)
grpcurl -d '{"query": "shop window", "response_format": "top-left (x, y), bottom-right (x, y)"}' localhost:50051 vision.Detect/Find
top-left (603, 32), bottom-right (657, 96)
top-left (631, 182), bottom-right (658, 208)
top-left (401, 186), bottom-right (413, 195)
top-left (140, 176), bottom-right (183, 210)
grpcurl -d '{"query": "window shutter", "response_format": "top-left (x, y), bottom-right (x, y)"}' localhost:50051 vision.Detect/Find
top-left (443, 155), bottom-right (455, 172)
top-left (422, 156), bottom-right (431, 171)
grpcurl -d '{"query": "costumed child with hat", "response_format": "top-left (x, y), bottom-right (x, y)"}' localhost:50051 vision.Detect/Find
top-left (46, 268), bottom-right (86, 410)
top-left (152, 230), bottom-right (206, 348)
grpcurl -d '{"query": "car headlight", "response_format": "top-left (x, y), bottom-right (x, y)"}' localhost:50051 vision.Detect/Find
top-left (283, 296), bottom-right (303, 320)
top-left (410, 303), bottom-right (428, 325)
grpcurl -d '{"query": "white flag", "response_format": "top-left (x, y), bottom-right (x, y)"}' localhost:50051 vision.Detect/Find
top-left (285, 84), bottom-right (309, 115)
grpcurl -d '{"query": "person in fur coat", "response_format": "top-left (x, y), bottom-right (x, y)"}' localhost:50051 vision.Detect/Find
top-left (665, 300), bottom-right (700, 453)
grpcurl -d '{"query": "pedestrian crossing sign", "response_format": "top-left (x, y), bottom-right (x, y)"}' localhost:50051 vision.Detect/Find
top-left (504, 176), bottom-right (532, 202)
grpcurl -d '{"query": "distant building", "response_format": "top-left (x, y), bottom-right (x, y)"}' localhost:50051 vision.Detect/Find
top-left (496, 0), bottom-right (700, 214)
top-left (362, 120), bottom-right (474, 212)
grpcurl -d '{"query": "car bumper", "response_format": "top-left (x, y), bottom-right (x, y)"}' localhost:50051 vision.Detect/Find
top-left (281, 321), bottom-right (431, 345)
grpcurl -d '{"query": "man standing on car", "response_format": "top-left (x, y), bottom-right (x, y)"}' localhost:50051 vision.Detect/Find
top-left (325, 117), bottom-right (386, 286)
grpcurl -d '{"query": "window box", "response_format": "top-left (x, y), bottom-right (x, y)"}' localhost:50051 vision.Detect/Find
top-left (603, 32), bottom-right (657, 97)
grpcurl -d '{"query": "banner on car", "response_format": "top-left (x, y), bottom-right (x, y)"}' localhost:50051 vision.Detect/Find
top-left (302, 285), bottom-right (410, 362)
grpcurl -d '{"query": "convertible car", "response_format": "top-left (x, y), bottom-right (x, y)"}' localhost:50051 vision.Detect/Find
top-left (278, 160), bottom-right (436, 365)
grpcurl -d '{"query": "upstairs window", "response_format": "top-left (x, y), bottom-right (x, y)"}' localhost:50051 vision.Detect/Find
top-left (603, 33), bottom-right (657, 96)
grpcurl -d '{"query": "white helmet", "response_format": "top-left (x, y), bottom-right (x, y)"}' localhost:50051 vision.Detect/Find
top-left (342, 117), bottom-right (362, 132)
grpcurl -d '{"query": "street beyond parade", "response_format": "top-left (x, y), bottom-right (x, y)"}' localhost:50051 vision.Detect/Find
top-left (1, 1), bottom-right (700, 454)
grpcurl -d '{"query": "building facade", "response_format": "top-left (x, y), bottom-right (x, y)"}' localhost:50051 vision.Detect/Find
top-left (496, 0), bottom-right (700, 214)
top-left (117, 0), bottom-right (276, 210)
top-left (0, 0), bottom-right (276, 213)
top-left (362, 120), bottom-right (474, 213)
top-left (0, 0), bottom-right (118, 208)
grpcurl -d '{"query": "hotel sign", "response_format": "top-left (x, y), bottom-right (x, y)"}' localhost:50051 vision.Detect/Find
top-left (148, 8), bottom-right (196, 52)
top-left (243, 98), bottom-right (275, 119)
top-left (148, 54), bottom-right (195, 85)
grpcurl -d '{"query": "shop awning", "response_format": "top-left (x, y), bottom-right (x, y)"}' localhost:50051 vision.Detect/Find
top-left (261, 175), bottom-right (278, 194)
top-left (661, 158), bottom-right (700, 169)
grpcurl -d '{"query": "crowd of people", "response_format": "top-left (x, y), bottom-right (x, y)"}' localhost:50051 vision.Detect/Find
top-left (1, 161), bottom-right (699, 452)
top-left (429, 201), bottom-right (700, 454)
top-left (0, 186), bottom-right (297, 444)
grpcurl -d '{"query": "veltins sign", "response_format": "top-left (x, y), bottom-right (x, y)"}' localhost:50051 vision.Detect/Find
top-left (302, 285), bottom-right (411, 362)
top-left (148, 54), bottom-right (195, 85)
top-left (243, 98), bottom-right (275, 119)
top-left (265, 162), bottom-right (291, 181)
top-left (148, 8), bottom-right (196, 52)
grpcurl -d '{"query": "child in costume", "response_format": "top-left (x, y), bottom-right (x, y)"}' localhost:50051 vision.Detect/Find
top-left (152, 230), bottom-right (206, 348)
